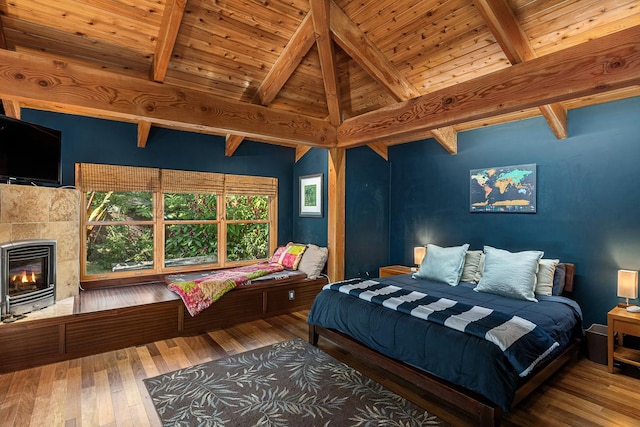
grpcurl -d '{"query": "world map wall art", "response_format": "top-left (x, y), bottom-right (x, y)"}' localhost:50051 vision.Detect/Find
top-left (470, 163), bottom-right (537, 213)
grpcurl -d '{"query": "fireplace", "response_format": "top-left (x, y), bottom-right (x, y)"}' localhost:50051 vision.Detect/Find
top-left (0, 239), bottom-right (56, 318)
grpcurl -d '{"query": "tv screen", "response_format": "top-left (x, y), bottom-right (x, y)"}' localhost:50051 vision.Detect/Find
top-left (0, 115), bottom-right (62, 185)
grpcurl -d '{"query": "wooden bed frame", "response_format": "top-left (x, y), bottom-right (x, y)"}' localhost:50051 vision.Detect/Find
top-left (308, 263), bottom-right (579, 427)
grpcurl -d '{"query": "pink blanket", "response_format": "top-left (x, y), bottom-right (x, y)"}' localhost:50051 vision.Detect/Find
top-left (168, 262), bottom-right (285, 316)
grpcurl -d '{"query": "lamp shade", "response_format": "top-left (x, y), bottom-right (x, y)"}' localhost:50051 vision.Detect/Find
top-left (617, 270), bottom-right (638, 299)
top-left (414, 246), bottom-right (426, 266)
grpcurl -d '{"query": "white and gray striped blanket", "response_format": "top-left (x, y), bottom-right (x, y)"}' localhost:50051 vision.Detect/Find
top-left (323, 279), bottom-right (559, 377)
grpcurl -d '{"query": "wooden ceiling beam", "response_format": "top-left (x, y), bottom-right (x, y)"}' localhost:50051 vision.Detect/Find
top-left (337, 25), bottom-right (640, 148)
top-left (310, 0), bottom-right (342, 127)
top-left (295, 145), bottom-right (312, 162)
top-left (0, 49), bottom-right (337, 147)
top-left (366, 142), bottom-right (388, 161)
top-left (329, 1), bottom-right (457, 156)
top-left (225, 134), bottom-right (244, 157)
top-left (0, 14), bottom-right (7, 50)
top-left (474, 0), bottom-right (568, 139)
top-left (473, 0), bottom-right (534, 64)
top-left (137, 120), bottom-right (152, 148)
top-left (329, 2), bottom-right (419, 102)
top-left (226, 13), bottom-right (316, 157)
top-left (152, 0), bottom-right (186, 82)
top-left (252, 13), bottom-right (316, 106)
top-left (429, 127), bottom-right (457, 154)
top-left (2, 100), bottom-right (21, 119)
top-left (0, 13), bottom-right (17, 117)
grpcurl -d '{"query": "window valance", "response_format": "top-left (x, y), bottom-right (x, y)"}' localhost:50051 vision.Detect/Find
top-left (76, 163), bottom-right (276, 196)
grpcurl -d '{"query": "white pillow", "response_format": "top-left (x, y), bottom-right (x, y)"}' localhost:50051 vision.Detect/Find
top-left (474, 246), bottom-right (544, 302)
top-left (460, 250), bottom-right (484, 283)
top-left (535, 259), bottom-right (559, 296)
top-left (414, 243), bottom-right (470, 286)
top-left (296, 244), bottom-right (328, 279)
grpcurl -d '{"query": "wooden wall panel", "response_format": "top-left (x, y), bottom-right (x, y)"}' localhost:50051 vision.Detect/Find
top-left (65, 302), bottom-right (180, 356)
top-left (0, 323), bottom-right (62, 372)
top-left (181, 290), bottom-right (264, 334)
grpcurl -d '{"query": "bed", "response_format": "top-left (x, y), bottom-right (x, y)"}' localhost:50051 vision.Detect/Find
top-left (307, 252), bottom-right (581, 426)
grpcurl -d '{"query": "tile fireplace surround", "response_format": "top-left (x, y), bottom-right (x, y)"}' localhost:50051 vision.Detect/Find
top-left (0, 183), bottom-right (80, 303)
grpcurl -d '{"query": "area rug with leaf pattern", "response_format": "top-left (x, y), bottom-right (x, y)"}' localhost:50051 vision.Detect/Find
top-left (143, 338), bottom-right (450, 426)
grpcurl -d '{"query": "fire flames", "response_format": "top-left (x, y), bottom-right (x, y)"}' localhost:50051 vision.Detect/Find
top-left (11, 270), bottom-right (38, 285)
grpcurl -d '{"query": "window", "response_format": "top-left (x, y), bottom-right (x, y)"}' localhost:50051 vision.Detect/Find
top-left (225, 195), bottom-right (270, 262)
top-left (77, 164), bottom-right (278, 282)
top-left (86, 190), bottom-right (154, 274)
top-left (164, 193), bottom-right (218, 268)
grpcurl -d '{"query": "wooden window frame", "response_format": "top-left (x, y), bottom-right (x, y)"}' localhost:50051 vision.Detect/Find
top-left (76, 163), bottom-right (278, 284)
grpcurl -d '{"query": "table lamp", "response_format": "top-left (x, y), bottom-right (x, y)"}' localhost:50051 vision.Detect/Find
top-left (617, 269), bottom-right (638, 308)
top-left (413, 246), bottom-right (426, 272)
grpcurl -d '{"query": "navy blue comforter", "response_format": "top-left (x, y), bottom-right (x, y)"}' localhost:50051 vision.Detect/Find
top-left (307, 274), bottom-right (583, 412)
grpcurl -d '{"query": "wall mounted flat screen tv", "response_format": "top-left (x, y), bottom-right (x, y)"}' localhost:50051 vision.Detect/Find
top-left (0, 115), bottom-right (62, 186)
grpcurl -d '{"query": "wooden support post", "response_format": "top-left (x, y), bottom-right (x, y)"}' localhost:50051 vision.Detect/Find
top-left (327, 148), bottom-right (345, 281)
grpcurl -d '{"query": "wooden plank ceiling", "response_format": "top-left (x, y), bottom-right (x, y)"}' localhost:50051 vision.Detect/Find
top-left (1, 0), bottom-right (639, 158)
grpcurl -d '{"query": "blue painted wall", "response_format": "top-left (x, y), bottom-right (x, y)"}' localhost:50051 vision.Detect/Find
top-left (381, 96), bottom-right (640, 327)
top-left (21, 109), bottom-right (297, 244)
top-left (291, 146), bottom-right (391, 281)
top-left (292, 148), bottom-right (328, 247)
top-left (345, 146), bottom-right (390, 280)
top-left (20, 96), bottom-right (640, 327)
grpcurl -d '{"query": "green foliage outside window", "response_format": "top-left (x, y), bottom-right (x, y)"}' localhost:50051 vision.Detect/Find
top-left (165, 224), bottom-right (218, 266)
top-left (227, 223), bottom-right (269, 261)
top-left (226, 195), bottom-right (268, 220)
top-left (164, 193), bottom-right (216, 220)
top-left (164, 193), bottom-right (219, 266)
top-left (85, 191), bottom-right (154, 274)
top-left (226, 195), bottom-right (269, 262)
top-left (85, 191), bottom-right (272, 274)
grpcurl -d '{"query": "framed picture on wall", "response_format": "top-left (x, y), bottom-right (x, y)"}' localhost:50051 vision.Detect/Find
top-left (470, 163), bottom-right (537, 213)
top-left (299, 173), bottom-right (323, 217)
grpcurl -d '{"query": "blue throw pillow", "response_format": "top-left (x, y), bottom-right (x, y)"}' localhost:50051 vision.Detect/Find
top-left (474, 246), bottom-right (544, 302)
top-left (413, 243), bottom-right (470, 286)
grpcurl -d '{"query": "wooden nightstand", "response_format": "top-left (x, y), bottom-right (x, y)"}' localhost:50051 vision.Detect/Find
top-left (607, 306), bottom-right (640, 373)
top-left (379, 265), bottom-right (414, 277)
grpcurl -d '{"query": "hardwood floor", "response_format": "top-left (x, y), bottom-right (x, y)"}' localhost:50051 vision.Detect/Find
top-left (1, 309), bottom-right (639, 427)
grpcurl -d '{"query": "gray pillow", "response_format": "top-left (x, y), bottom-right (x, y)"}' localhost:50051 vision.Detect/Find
top-left (552, 263), bottom-right (567, 295)
top-left (460, 250), bottom-right (484, 283)
top-left (413, 243), bottom-right (470, 286)
top-left (474, 246), bottom-right (544, 302)
top-left (296, 244), bottom-right (328, 279)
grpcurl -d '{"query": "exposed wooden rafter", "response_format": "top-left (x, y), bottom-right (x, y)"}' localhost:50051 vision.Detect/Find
top-left (0, 13), bottom-right (17, 118)
top-left (225, 13), bottom-right (316, 157)
top-left (329, 1), bottom-right (457, 156)
top-left (475, 0), bottom-right (568, 139)
top-left (225, 134), bottom-right (244, 156)
top-left (0, 15), bottom-right (6, 50)
top-left (329, 2), bottom-right (419, 101)
top-left (0, 0), bottom-right (636, 157)
top-left (0, 49), bottom-right (336, 147)
top-left (252, 14), bottom-right (316, 107)
top-left (152, 0), bottom-right (186, 82)
top-left (337, 26), bottom-right (640, 148)
top-left (366, 142), bottom-right (388, 160)
top-left (2, 99), bottom-right (20, 119)
top-left (310, 0), bottom-right (341, 127)
top-left (137, 120), bottom-right (152, 148)
top-left (295, 145), bottom-right (312, 162)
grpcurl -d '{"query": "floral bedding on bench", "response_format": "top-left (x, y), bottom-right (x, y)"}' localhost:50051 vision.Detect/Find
top-left (168, 262), bottom-right (285, 316)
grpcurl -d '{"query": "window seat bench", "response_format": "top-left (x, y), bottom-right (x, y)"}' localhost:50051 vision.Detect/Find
top-left (0, 274), bottom-right (328, 373)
